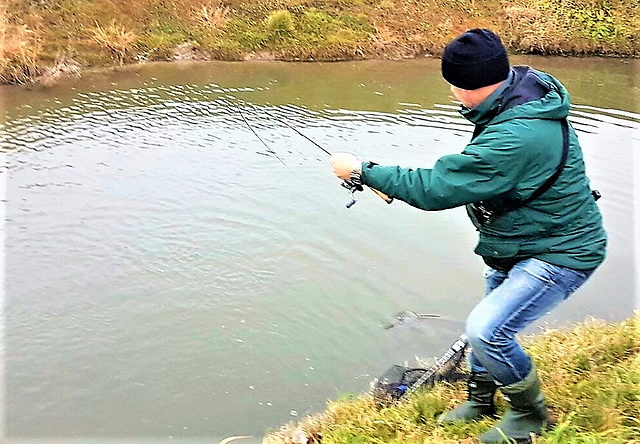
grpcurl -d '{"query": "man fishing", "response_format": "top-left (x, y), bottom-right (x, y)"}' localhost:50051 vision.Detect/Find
top-left (329, 29), bottom-right (606, 443)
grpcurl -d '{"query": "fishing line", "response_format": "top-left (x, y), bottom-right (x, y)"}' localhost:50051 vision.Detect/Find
top-left (228, 97), bottom-right (392, 208)
top-left (229, 99), bottom-right (286, 166)
top-left (251, 105), bottom-right (331, 156)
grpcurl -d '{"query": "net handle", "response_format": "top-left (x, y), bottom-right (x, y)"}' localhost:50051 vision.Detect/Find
top-left (403, 334), bottom-right (468, 398)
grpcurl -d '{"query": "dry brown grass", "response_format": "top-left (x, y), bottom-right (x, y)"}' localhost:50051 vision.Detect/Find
top-left (0, 19), bottom-right (41, 84)
top-left (89, 20), bottom-right (138, 65)
top-left (192, 0), bottom-right (231, 33)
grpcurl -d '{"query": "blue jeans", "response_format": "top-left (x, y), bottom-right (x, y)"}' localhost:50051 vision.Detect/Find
top-left (467, 258), bottom-right (594, 385)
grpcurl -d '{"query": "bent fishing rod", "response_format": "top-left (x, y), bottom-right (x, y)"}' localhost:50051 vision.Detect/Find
top-left (231, 99), bottom-right (393, 208)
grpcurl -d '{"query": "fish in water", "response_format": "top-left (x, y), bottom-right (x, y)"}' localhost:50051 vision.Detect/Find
top-left (219, 436), bottom-right (254, 444)
top-left (383, 310), bottom-right (442, 329)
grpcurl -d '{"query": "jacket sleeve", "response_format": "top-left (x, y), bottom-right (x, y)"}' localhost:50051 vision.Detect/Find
top-left (361, 131), bottom-right (527, 211)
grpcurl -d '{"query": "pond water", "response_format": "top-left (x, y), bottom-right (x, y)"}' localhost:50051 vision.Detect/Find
top-left (1, 57), bottom-right (638, 443)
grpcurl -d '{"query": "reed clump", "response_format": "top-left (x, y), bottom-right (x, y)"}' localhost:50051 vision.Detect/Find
top-left (0, 21), bottom-right (41, 84)
top-left (193, 1), bottom-right (230, 33)
top-left (90, 20), bottom-right (138, 65)
top-left (263, 313), bottom-right (640, 444)
top-left (2, 0), bottom-right (639, 84)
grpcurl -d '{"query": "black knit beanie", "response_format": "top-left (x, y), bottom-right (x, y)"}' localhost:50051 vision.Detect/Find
top-left (441, 29), bottom-right (510, 90)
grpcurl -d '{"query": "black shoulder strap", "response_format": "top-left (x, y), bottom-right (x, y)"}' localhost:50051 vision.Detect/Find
top-left (469, 117), bottom-right (601, 226)
top-left (519, 118), bottom-right (569, 206)
top-left (476, 118), bottom-right (570, 219)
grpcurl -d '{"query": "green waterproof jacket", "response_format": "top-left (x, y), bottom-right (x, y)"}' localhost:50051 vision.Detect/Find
top-left (361, 66), bottom-right (606, 270)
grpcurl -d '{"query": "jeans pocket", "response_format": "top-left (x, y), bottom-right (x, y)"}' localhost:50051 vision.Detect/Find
top-left (483, 266), bottom-right (498, 279)
top-left (483, 266), bottom-right (509, 295)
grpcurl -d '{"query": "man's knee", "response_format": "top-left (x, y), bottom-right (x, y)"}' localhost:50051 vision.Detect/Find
top-left (465, 309), bottom-right (511, 351)
top-left (465, 310), bottom-right (494, 350)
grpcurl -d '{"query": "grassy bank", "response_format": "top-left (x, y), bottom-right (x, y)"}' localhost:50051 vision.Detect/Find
top-left (2, 0), bottom-right (639, 84)
top-left (263, 314), bottom-right (640, 443)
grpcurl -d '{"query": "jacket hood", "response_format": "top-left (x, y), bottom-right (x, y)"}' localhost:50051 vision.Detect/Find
top-left (461, 66), bottom-right (571, 126)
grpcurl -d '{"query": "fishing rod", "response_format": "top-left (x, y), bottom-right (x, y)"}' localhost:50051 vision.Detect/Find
top-left (232, 99), bottom-right (393, 208)
top-left (260, 109), bottom-right (374, 208)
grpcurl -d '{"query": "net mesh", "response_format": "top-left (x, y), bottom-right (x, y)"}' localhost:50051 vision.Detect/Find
top-left (373, 338), bottom-right (468, 405)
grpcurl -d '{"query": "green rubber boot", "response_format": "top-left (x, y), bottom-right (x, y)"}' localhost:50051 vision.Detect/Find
top-left (439, 372), bottom-right (497, 423)
top-left (479, 365), bottom-right (550, 443)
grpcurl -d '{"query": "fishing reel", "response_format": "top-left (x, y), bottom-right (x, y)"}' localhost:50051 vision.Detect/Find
top-left (341, 174), bottom-right (394, 208)
top-left (341, 177), bottom-right (364, 209)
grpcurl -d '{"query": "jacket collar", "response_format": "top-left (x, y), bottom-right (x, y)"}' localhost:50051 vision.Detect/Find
top-left (460, 66), bottom-right (559, 127)
top-left (460, 70), bottom-right (514, 126)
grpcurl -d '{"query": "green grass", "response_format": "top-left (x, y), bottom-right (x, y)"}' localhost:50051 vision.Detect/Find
top-left (264, 314), bottom-right (640, 443)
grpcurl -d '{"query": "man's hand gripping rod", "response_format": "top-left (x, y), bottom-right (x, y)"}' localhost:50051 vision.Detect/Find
top-left (273, 118), bottom-right (393, 208)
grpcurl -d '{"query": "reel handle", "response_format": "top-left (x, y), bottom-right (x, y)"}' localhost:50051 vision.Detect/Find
top-left (341, 180), bottom-right (393, 208)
